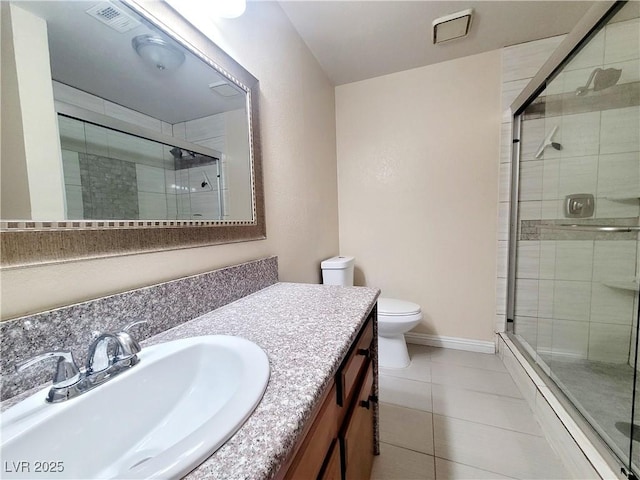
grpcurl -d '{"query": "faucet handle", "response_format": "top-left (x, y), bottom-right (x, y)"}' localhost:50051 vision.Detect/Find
top-left (16, 351), bottom-right (81, 388)
top-left (116, 320), bottom-right (148, 357)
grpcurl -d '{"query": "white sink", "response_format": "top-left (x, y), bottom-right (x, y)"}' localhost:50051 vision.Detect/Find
top-left (0, 336), bottom-right (270, 479)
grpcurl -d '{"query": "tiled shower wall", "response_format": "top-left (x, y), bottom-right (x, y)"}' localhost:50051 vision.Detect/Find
top-left (78, 153), bottom-right (139, 219)
top-left (496, 17), bottom-right (640, 364)
top-left (496, 34), bottom-right (566, 334)
top-left (54, 81), bottom-right (230, 221)
top-left (173, 110), bottom-right (253, 221)
top-left (173, 114), bottom-right (229, 220)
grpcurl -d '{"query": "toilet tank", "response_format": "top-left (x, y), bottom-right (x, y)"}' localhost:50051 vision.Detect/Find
top-left (321, 256), bottom-right (355, 286)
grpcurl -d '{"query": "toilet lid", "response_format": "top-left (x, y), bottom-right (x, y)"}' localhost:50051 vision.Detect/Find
top-left (378, 297), bottom-right (421, 316)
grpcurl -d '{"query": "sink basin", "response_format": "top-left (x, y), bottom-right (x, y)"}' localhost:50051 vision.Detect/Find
top-left (1, 335), bottom-right (270, 479)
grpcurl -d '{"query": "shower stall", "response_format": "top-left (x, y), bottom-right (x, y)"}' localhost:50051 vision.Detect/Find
top-left (507, 1), bottom-right (640, 476)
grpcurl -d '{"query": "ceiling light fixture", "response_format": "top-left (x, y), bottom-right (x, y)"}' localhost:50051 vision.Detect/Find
top-left (432, 9), bottom-right (473, 44)
top-left (132, 35), bottom-right (185, 72)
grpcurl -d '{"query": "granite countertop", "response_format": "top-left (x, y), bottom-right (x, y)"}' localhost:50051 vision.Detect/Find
top-left (3, 282), bottom-right (379, 478)
top-left (147, 282), bottom-right (379, 479)
top-left (0, 282), bottom-right (377, 479)
top-left (0, 269), bottom-right (380, 480)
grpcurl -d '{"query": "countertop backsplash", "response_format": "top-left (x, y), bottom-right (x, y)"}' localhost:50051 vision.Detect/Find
top-left (0, 256), bottom-right (278, 401)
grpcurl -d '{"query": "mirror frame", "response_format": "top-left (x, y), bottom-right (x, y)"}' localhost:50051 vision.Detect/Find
top-left (0, 0), bottom-right (265, 268)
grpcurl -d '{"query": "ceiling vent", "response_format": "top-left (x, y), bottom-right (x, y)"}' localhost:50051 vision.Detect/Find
top-left (86, 2), bottom-right (141, 33)
top-left (432, 9), bottom-right (473, 44)
top-left (209, 80), bottom-right (242, 97)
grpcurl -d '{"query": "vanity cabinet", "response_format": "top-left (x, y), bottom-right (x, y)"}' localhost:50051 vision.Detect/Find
top-left (279, 309), bottom-right (376, 480)
top-left (341, 364), bottom-right (374, 480)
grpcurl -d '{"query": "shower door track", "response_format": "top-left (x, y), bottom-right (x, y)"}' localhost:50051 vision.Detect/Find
top-left (56, 102), bottom-right (223, 161)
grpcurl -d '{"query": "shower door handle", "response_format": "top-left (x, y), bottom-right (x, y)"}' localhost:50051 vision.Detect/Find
top-left (539, 224), bottom-right (640, 232)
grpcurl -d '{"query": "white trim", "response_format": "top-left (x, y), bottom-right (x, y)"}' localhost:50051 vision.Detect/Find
top-left (405, 332), bottom-right (496, 354)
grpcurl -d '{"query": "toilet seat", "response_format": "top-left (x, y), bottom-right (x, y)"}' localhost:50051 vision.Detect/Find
top-left (378, 297), bottom-right (421, 316)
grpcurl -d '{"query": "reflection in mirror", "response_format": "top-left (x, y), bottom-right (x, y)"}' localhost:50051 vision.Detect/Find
top-left (57, 115), bottom-right (251, 221)
top-left (1, 0), bottom-right (265, 267)
top-left (2, 0), bottom-right (254, 222)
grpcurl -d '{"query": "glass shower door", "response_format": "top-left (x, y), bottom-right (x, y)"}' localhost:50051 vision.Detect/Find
top-left (510, 1), bottom-right (640, 474)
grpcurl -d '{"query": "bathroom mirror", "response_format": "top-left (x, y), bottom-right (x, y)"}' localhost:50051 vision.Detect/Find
top-left (1, 0), bottom-right (265, 267)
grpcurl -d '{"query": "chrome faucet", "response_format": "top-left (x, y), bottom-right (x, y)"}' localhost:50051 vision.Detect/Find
top-left (16, 321), bottom-right (147, 403)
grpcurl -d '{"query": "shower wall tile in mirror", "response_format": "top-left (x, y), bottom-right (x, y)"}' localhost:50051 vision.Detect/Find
top-left (2, 1), bottom-right (255, 224)
top-left (55, 83), bottom-right (250, 222)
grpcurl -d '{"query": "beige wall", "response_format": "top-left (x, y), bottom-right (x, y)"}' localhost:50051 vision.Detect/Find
top-left (1, 4), bottom-right (66, 220)
top-left (336, 50), bottom-right (501, 342)
top-left (1, 2), bottom-right (32, 220)
top-left (0, 2), bottom-right (339, 320)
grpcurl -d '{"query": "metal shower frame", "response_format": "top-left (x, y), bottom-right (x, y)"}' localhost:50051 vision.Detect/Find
top-left (505, 0), bottom-right (624, 325)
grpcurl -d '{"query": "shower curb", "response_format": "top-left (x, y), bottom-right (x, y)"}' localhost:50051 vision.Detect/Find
top-left (498, 333), bottom-right (622, 480)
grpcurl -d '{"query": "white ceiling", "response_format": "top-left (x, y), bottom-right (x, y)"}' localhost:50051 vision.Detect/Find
top-left (15, 1), bottom-right (596, 120)
top-left (279, 1), bottom-right (596, 85)
top-left (17, 1), bottom-right (245, 124)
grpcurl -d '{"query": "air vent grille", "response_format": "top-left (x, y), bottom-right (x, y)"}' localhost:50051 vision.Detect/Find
top-left (97, 6), bottom-right (120, 21)
top-left (86, 2), bottom-right (141, 33)
top-left (209, 81), bottom-right (242, 97)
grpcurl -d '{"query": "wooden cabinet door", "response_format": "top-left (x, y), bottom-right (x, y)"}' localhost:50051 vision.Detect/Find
top-left (319, 439), bottom-right (341, 480)
top-left (285, 384), bottom-right (340, 480)
top-left (341, 364), bottom-right (374, 480)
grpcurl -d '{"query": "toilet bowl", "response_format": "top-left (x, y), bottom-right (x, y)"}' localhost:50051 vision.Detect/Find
top-left (377, 298), bottom-right (422, 369)
top-left (320, 256), bottom-right (422, 370)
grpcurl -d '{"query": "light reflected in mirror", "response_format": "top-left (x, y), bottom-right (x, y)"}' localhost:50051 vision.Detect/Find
top-left (2, 0), bottom-right (254, 222)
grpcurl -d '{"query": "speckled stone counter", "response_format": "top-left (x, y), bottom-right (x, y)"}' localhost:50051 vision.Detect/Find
top-left (141, 282), bottom-right (380, 479)
top-left (2, 282), bottom-right (379, 479)
top-left (1, 257), bottom-right (278, 401)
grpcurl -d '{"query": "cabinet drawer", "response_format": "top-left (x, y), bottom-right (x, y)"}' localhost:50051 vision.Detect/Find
top-left (285, 384), bottom-right (340, 480)
top-left (341, 364), bottom-right (374, 480)
top-left (337, 318), bottom-right (373, 407)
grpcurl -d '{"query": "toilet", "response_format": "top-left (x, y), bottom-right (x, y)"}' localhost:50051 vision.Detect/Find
top-left (321, 256), bottom-right (422, 369)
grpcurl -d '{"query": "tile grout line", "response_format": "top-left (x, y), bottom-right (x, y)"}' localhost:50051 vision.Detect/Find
top-left (430, 356), bottom-right (437, 479)
top-left (429, 358), bottom-right (509, 371)
top-left (380, 346), bottom-right (572, 479)
top-left (429, 381), bottom-right (524, 400)
top-left (382, 396), bottom-right (544, 440)
top-left (380, 440), bottom-right (435, 458)
top-left (430, 378), bottom-right (529, 402)
top-left (431, 454), bottom-right (519, 480)
top-left (431, 413), bottom-right (546, 440)
top-left (378, 440), bottom-right (433, 458)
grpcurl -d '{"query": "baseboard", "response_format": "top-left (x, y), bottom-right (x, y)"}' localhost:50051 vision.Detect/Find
top-left (405, 332), bottom-right (496, 354)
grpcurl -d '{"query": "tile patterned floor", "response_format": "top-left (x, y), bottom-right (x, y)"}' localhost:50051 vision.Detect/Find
top-left (372, 344), bottom-right (571, 479)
